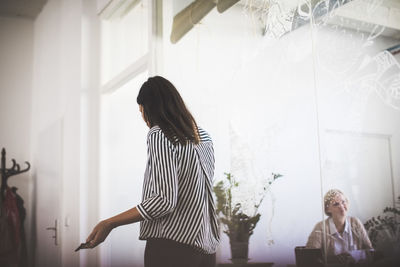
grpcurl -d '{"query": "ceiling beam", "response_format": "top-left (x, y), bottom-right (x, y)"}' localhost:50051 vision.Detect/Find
top-left (333, 0), bottom-right (400, 31)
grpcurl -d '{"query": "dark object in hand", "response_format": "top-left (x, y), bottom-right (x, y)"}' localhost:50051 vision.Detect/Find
top-left (75, 242), bottom-right (90, 252)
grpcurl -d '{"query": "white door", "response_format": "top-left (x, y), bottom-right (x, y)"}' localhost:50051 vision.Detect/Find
top-left (35, 120), bottom-right (63, 267)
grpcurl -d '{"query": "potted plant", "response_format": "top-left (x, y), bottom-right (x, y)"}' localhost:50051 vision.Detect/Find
top-left (364, 195), bottom-right (400, 259)
top-left (213, 172), bottom-right (282, 264)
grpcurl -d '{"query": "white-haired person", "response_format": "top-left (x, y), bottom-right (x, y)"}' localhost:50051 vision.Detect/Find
top-left (306, 189), bottom-right (373, 265)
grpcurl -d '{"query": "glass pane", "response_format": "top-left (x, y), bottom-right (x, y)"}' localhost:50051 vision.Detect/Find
top-left (164, 3), bottom-right (321, 266)
top-left (163, 0), bottom-right (400, 266)
top-left (311, 0), bottom-right (400, 265)
top-left (99, 71), bottom-right (148, 267)
top-left (101, 1), bottom-right (148, 85)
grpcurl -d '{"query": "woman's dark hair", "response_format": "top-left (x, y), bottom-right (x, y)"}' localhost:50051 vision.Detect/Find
top-left (137, 76), bottom-right (199, 145)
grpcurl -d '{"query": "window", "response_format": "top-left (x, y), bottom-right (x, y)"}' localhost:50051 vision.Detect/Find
top-left (100, 1), bottom-right (149, 85)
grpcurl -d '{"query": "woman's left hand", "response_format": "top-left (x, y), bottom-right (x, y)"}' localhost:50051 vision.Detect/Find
top-left (86, 220), bottom-right (113, 248)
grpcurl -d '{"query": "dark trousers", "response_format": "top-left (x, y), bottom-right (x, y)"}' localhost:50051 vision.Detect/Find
top-left (144, 238), bottom-right (216, 267)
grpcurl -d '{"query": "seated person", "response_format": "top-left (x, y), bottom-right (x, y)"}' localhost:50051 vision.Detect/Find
top-left (306, 189), bottom-right (373, 265)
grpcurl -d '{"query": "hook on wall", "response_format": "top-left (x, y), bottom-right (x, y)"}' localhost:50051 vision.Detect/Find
top-left (1, 148), bottom-right (31, 198)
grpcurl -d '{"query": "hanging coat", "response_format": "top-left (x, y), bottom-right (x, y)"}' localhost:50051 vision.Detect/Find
top-left (0, 186), bottom-right (24, 267)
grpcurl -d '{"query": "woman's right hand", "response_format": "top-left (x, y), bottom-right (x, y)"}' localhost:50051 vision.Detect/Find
top-left (86, 220), bottom-right (113, 248)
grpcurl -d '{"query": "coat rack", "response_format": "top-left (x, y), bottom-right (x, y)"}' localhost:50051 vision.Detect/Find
top-left (1, 148), bottom-right (30, 199)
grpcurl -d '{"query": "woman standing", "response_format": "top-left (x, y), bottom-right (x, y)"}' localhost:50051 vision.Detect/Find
top-left (306, 189), bottom-right (373, 265)
top-left (86, 76), bottom-right (220, 267)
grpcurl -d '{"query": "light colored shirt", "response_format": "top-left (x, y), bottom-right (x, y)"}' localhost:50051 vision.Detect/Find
top-left (136, 126), bottom-right (220, 254)
top-left (329, 218), bottom-right (370, 262)
top-left (328, 217), bottom-right (355, 255)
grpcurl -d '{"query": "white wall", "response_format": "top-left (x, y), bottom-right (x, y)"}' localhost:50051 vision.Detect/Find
top-left (160, 3), bottom-right (400, 266)
top-left (0, 15), bottom-right (34, 265)
top-left (81, 0), bottom-right (101, 266)
top-left (31, 0), bottom-right (83, 266)
top-left (0, 1), bottom-right (101, 267)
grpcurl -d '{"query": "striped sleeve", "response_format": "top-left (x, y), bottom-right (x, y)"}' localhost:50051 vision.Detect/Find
top-left (137, 131), bottom-right (178, 221)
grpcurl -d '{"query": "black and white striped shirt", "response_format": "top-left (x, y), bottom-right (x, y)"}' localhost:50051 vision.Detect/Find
top-left (136, 126), bottom-right (220, 254)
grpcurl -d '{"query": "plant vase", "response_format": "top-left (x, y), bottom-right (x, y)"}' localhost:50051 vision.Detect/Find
top-left (227, 222), bottom-right (252, 264)
top-left (229, 239), bottom-right (249, 264)
top-left (213, 173), bottom-right (283, 266)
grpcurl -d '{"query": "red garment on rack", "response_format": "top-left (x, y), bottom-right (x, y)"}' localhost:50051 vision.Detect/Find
top-left (4, 186), bottom-right (21, 248)
top-left (0, 186), bottom-right (21, 265)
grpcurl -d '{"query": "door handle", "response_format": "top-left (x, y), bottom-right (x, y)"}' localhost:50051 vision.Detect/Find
top-left (46, 219), bottom-right (58, 246)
